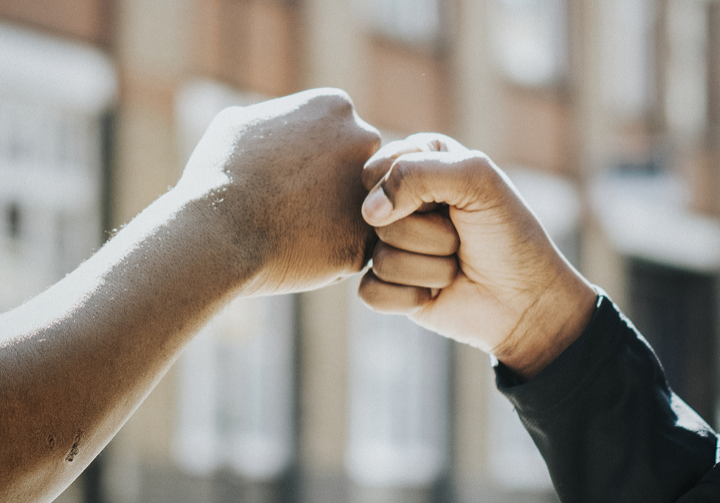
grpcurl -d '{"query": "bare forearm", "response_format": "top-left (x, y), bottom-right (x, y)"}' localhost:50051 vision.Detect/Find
top-left (0, 185), bottom-right (250, 502)
top-left (0, 88), bottom-right (379, 502)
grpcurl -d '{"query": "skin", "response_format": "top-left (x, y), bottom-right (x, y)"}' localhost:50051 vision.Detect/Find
top-left (0, 88), bottom-right (380, 503)
top-left (358, 133), bottom-right (598, 380)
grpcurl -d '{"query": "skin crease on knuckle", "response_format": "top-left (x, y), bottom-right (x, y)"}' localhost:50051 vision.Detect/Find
top-left (316, 88), bottom-right (355, 117)
top-left (465, 154), bottom-right (513, 209)
top-left (358, 271), bottom-right (430, 314)
top-left (371, 242), bottom-right (457, 290)
top-left (379, 159), bottom-right (415, 209)
top-left (362, 161), bottom-right (384, 190)
top-left (376, 213), bottom-right (459, 257)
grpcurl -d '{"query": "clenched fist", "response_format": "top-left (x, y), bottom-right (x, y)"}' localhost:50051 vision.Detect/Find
top-left (358, 133), bottom-right (597, 379)
top-left (179, 87), bottom-right (381, 294)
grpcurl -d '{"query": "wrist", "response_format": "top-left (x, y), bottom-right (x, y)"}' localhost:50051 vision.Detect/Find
top-left (492, 262), bottom-right (597, 381)
top-left (159, 182), bottom-right (271, 297)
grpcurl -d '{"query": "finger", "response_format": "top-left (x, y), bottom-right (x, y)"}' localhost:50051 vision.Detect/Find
top-left (362, 150), bottom-right (497, 227)
top-left (363, 140), bottom-right (424, 190)
top-left (364, 142), bottom-right (437, 213)
top-left (372, 242), bottom-right (457, 289)
top-left (362, 133), bottom-right (469, 190)
top-left (357, 270), bottom-right (432, 314)
top-left (376, 211), bottom-right (459, 256)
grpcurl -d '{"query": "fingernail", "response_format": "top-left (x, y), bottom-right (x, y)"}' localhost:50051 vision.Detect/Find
top-left (363, 186), bottom-right (393, 222)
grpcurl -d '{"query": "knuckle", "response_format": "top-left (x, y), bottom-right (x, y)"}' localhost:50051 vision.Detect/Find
top-left (465, 151), bottom-right (493, 172)
top-left (392, 159), bottom-right (415, 182)
top-left (384, 160), bottom-right (417, 200)
top-left (371, 246), bottom-right (391, 280)
top-left (443, 225), bottom-right (461, 255)
top-left (374, 224), bottom-right (392, 244)
top-left (406, 132), bottom-right (433, 144)
top-left (444, 257), bottom-right (459, 283)
top-left (433, 240), bottom-right (455, 258)
top-left (359, 288), bottom-right (387, 313)
top-left (357, 273), bottom-right (379, 304)
top-left (413, 287), bottom-right (432, 306)
top-left (448, 235), bottom-right (460, 255)
top-left (358, 272), bottom-right (406, 313)
top-left (301, 89), bottom-right (355, 124)
top-left (363, 156), bottom-right (392, 190)
top-left (428, 258), bottom-right (457, 288)
top-left (357, 127), bottom-right (382, 158)
top-left (367, 128), bottom-right (382, 150)
top-left (317, 88), bottom-right (354, 115)
top-left (211, 105), bottom-right (243, 127)
top-left (362, 166), bottom-right (380, 190)
top-left (457, 151), bottom-right (505, 192)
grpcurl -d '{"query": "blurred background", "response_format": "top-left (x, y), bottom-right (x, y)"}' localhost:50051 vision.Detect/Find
top-left (0, 0), bottom-right (719, 502)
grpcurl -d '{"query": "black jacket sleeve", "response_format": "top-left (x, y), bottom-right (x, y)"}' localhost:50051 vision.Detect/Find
top-left (494, 293), bottom-right (719, 502)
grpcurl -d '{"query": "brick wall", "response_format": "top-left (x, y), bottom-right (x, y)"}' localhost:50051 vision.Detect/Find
top-left (0, 0), bottom-right (112, 45)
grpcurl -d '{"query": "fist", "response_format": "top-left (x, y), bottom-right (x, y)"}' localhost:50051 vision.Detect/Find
top-left (179, 88), bottom-right (381, 294)
top-left (358, 133), bottom-right (596, 379)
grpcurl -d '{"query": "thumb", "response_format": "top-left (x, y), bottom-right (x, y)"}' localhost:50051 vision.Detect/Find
top-left (362, 150), bottom-right (494, 227)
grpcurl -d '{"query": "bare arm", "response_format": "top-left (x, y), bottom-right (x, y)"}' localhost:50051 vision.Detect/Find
top-left (0, 88), bottom-right (380, 502)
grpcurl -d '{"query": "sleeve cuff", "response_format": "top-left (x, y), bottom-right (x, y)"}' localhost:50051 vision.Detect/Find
top-left (493, 291), bottom-right (629, 417)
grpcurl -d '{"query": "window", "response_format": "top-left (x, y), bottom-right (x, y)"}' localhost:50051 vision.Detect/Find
top-left (628, 259), bottom-right (717, 425)
top-left (352, 0), bottom-right (447, 47)
top-left (664, 0), bottom-right (709, 139)
top-left (0, 22), bottom-right (116, 312)
top-left (174, 295), bottom-right (296, 479)
top-left (600, 0), bottom-right (656, 119)
top-left (346, 291), bottom-right (449, 487)
top-left (490, 0), bottom-right (569, 88)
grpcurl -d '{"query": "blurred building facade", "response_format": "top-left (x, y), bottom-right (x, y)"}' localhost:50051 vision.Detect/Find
top-left (1, 0), bottom-right (719, 502)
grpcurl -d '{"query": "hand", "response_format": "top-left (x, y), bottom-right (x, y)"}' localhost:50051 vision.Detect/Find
top-left (178, 88), bottom-right (381, 295)
top-left (358, 133), bottom-right (597, 379)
